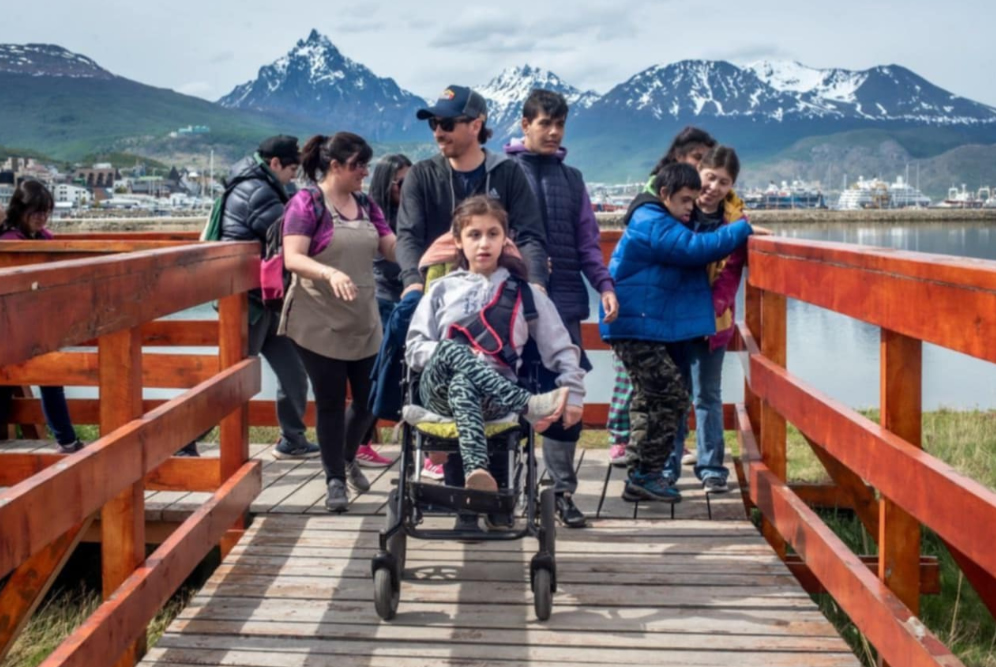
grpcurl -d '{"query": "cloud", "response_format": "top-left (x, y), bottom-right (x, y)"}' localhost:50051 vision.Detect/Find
top-left (337, 18), bottom-right (383, 33)
top-left (209, 51), bottom-right (234, 64)
top-left (709, 43), bottom-right (796, 64)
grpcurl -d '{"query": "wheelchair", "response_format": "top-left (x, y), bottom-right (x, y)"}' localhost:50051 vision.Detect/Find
top-left (371, 362), bottom-right (557, 622)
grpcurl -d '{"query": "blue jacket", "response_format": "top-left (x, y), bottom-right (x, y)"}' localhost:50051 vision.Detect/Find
top-left (600, 196), bottom-right (751, 343)
top-left (369, 290), bottom-right (423, 420)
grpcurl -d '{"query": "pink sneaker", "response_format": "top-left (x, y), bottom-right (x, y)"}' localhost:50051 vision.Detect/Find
top-left (354, 443), bottom-right (393, 468)
top-left (609, 443), bottom-right (628, 467)
top-left (423, 458), bottom-right (446, 480)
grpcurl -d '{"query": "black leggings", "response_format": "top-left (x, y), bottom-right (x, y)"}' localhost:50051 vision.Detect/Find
top-left (294, 344), bottom-right (376, 483)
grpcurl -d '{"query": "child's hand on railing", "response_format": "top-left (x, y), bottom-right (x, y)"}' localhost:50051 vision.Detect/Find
top-left (750, 225), bottom-right (774, 236)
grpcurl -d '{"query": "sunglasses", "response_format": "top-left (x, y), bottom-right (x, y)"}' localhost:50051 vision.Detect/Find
top-left (428, 116), bottom-right (472, 132)
top-left (345, 160), bottom-right (369, 172)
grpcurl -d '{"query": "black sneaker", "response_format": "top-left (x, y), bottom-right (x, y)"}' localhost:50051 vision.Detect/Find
top-left (346, 459), bottom-right (371, 493)
top-left (57, 439), bottom-right (85, 454)
top-left (555, 494), bottom-right (587, 528)
top-left (453, 513), bottom-right (484, 542)
top-left (484, 512), bottom-right (516, 531)
top-left (174, 442), bottom-right (200, 457)
top-left (325, 479), bottom-right (348, 512)
top-left (702, 477), bottom-right (730, 494)
top-left (272, 438), bottom-right (320, 460)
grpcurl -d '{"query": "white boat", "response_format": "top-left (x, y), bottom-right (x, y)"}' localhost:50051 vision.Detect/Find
top-left (937, 184), bottom-right (984, 209)
top-left (837, 175), bottom-right (930, 210)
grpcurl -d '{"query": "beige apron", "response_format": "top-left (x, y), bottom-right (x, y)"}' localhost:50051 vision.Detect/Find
top-left (278, 203), bottom-right (383, 360)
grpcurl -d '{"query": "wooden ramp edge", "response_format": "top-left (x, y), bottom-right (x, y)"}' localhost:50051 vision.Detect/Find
top-left (140, 513), bottom-right (860, 667)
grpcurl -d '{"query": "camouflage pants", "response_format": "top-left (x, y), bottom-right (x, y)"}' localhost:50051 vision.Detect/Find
top-left (610, 340), bottom-right (691, 475)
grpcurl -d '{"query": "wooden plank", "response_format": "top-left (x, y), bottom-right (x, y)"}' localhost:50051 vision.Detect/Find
top-left (38, 461), bottom-right (260, 667)
top-left (217, 292), bottom-right (249, 559)
top-left (785, 555), bottom-right (940, 596)
top-left (804, 438), bottom-right (880, 532)
top-left (98, 327), bottom-right (146, 667)
top-left (0, 514), bottom-right (95, 663)
top-left (748, 236), bottom-right (996, 364)
top-left (736, 406), bottom-right (962, 667)
top-left (0, 453), bottom-right (221, 491)
top-left (0, 359), bottom-right (260, 579)
top-left (0, 352), bottom-right (220, 388)
top-left (878, 329), bottom-right (923, 627)
top-left (0, 242), bottom-right (259, 367)
top-left (749, 354), bottom-right (996, 578)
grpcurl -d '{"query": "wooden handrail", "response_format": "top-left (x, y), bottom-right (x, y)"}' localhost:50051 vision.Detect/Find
top-left (742, 235), bottom-right (996, 667)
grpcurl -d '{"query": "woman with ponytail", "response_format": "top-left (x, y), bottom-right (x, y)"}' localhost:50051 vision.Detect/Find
top-left (278, 132), bottom-right (398, 512)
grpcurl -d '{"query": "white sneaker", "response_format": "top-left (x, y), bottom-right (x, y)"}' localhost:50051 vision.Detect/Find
top-left (681, 448), bottom-right (696, 466)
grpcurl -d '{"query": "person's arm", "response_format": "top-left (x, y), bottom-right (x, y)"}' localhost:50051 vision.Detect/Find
top-left (404, 285), bottom-right (443, 372)
top-left (246, 186), bottom-right (284, 243)
top-left (527, 287), bottom-right (585, 408)
top-left (647, 212), bottom-right (753, 267)
top-left (575, 188), bottom-right (614, 294)
top-left (368, 200), bottom-right (398, 262)
top-left (505, 166), bottom-right (549, 286)
top-left (395, 168), bottom-right (429, 290)
top-left (281, 195), bottom-right (357, 300)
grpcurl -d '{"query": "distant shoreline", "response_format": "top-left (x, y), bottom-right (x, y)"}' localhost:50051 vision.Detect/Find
top-left (48, 207), bottom-right (996, 233)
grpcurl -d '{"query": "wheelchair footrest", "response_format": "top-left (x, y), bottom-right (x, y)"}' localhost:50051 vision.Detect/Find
top-left (413, 481), bottom-right (517, 515)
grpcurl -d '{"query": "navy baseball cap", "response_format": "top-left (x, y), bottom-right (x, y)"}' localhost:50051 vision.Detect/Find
top-left (416, 85), bottom-right (488, 120)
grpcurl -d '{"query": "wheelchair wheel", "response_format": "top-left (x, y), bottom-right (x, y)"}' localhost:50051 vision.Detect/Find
top-left (386, 489), bottom-right (407, 576)
top-left (540, 487), bottom-right (556, 557)
top-left (373, 567), bottom-right (399, 620)
top-left (533, 567), bottom-right (553, 621)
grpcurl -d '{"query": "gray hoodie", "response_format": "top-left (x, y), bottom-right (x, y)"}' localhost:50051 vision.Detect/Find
top-left (405, 268), bottom-right (585, 407)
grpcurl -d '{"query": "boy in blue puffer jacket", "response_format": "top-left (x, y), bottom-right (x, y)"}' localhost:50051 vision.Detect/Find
top-left (599, 163), bottom-right (755, 503)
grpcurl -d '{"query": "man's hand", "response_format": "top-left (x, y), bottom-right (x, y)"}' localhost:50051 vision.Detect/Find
top-left (402, 283), bottom-right (425, 298)
top-left (601, 291), bottom-right (619, 323)
top-left (562, 404), bottom-right (583, 428)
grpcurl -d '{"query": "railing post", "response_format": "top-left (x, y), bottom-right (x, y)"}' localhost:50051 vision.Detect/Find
top-left (760, 289), bottom-right (787, 560)
top-left (744, 281), bottom-right (762, 438)
top-left (217, 294), bottom-right (249, 558)
top-left (878, 329), bottom-right (922, 631)
top-left (98, 326), bottom-right (145, 667)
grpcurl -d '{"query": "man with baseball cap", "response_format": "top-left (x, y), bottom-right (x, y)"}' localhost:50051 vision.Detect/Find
top-left (395, 86), bottom-right (548, 527)
top-left (217, 134), bottom-right (318, 460)
top-left (396, 85), bottom-right (548, 295)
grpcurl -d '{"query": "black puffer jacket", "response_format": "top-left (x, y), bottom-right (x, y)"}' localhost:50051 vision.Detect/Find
top-left (220, 154), bottom-right (288, 250)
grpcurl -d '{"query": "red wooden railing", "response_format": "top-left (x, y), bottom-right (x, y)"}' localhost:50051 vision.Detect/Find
top-left (0, 240), bottom-right (263, 667)
top-left (737, 236), bottom-right (996, 667)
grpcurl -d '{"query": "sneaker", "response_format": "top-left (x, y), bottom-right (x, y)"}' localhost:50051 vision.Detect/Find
top-left (465, 468), bottom-right (498, 493)
top-left (524, 387), bottom-right (569, 433)
top-left (174, 442), bottom-right (200, 457)
top-left (484, 512), bottom-right (516, 531)
top-left (555, 494), bottom-right (587, 528)
top-left (453, 513), bottom-right (482, 534)
top-left (346, 459), bottom-right (371, 493)
top-left (272, 438), bottom-right (321, 460)
top-left (681, 447), bottom-right (696, 466)
top-left (422, 458), bottom-right (445, 480)
top-left (609, 443), bottom-right (628, 467)
top-left (325, 479), bottom-right (348, 512)
top-left (623, 471), bottom-right (682, 503)
top-left (702, 476), bottom-right (730, 494)
top-left (57, 439), bottom-right (85, 454)
top-left (354, 443), bottom-right (393, 468)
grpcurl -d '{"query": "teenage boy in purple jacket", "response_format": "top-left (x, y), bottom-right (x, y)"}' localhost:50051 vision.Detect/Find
top-left (505, 89), bottom-right (618, 528)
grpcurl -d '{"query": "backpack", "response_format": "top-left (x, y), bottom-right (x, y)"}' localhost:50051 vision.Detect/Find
top-left (199, 172), bottom-right (256, 242)
top-left (260, 188), bottom-right (372, 312)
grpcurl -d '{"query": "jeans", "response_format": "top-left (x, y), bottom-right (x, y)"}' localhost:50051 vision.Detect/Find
top-left (40, 386), bottom-right (78, 446)
top-left (248, 308), bottom-right (310, 447)
top-left (665, 339), bottom-right (728, 483)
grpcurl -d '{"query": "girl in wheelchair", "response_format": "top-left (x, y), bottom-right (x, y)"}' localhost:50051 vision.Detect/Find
top-left (404, 195), bottom-right (586, 493)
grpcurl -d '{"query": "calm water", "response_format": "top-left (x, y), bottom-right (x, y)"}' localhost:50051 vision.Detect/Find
top-left (73, 223), bottom-right (995, 411)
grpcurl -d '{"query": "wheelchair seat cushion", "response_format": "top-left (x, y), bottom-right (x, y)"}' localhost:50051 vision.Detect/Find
top-left (402, 405), bottom-right (520, 440)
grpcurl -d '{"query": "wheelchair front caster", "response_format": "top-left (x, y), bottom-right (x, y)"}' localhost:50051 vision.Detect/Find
top-left (373, 567), bottom-right (399, 620)
top-left (532, 567), bottom-right (553, 621)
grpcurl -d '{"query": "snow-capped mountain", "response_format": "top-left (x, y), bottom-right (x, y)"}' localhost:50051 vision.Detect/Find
top-left (475, 65), bottom-right (599, 140)
top-left (0, 44), bottom-right (114, 79)
top-left (218, 30), bottom-right (426, 141)
top-left (748, 60), bottom-right (996, 125)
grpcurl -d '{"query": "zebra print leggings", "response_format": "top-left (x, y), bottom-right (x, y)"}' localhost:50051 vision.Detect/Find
top-left (419, 340), bottom-right (531, 477)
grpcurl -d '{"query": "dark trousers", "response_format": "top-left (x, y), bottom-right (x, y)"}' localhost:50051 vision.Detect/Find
top-left (249, 309), bottom-right (310, 447)
top-left (294, 344), bottom-right (376, 484)
top-left (611, 339), bottom-right (691, 475)
top-left (0, 386), bottom-right (77, 445)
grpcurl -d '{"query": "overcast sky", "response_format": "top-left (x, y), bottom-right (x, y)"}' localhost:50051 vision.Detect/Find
top-left (4, 0), bottom-right (995, 106)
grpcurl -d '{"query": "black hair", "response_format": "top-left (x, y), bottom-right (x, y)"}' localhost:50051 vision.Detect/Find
top-left (368, 154), bottom-right (412, 227)
top-left (698, 145), bottom-right (740, 183)
top-left (3, 180), bottom-right (54, 234)
top-left (522, 88), bottom-right (569, 122)
top-left (300, 132), bottom-right (374, 183)
top-left (477, 119), bottom-right (494, 145)
top-left (651, 163), bottom-right (702, 199)
top-left (649, 126), bottom-right (718, 176)
top-left (451, 195), bottom-right (529, 281)
top-left (269, 155), bottom-right (299, 169)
